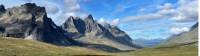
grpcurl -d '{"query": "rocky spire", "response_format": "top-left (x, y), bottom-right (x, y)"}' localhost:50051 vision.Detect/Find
top-left (20, 3), bottom-right (46, 15)
top-left (0, 5), bottom-right (5, 13)
top-left (61, 16), bottom-right (86, 35)
top-left (84, 14), bottom-right (95, 23)
top-left (0, 3), bottom-right (78, 46)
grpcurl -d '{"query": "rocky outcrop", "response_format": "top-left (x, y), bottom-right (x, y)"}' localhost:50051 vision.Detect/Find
top-left (0, 3), bottom-right (77, 45)
top-left (0, 5), bottom-right (6, 16)
top-left (108, 26), bottom-right (141, 48)
top-left (61, 15), bottom-right (141, 50)
top-left (61, 16), bottom-right (85, 38)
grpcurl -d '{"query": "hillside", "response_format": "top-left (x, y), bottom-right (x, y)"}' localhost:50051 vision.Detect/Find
top-left (0, 37), bottom-right (197, 56)
top-left (158, 23), bottom-right (198, 47)
top-left (115, 23), bottom-right (198, 56)
top-left (116, 44), bottom-right (197, 56)
top-left (0, 37), bottom-right (113, 56)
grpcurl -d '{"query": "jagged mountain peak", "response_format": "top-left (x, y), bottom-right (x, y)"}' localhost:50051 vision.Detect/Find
top-left (67, 16), bottom-right (75, 22)
top-left (0, 3), bottom-right (78, 46)
top-left (84, 14), bottom-right (95, 22)
top-left (0, 5), bottom-right (5, 12)
top-left (61, 16), bottom-right (86, 35)
top-left (87, 14), bottom-right (93, 19)
top-left (61, 15), bottom-right (140, 50)
top-left (19, 3), bottom-right (46, 15)
top-left (67, 16), bottom-right (81, 22)
top-left (21, 3), bottom-right (37, 8)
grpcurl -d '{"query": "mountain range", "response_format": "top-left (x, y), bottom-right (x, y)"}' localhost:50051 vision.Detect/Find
top-left (0, 3), bottom-right (198, 56)
top-left (0, 3), bottom-right (141, 51)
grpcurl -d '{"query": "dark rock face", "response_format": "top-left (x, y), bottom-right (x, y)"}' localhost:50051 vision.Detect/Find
top-left (108, 26), bottom-right (142, 48)
top-left (83, 15), bottom-right (104, 34)
top-left (61, 15), bottom-right (140, 50)
top-left (0, 5), bottom-right (6, 16)
top-left (61, 16), bottom-right (86, 33)
top-left (0, 3), bottom-right (77, 45)
top-left (0, 5), bottom-right (5, 12)
top-left (61, 16), bottom-right (86, 38)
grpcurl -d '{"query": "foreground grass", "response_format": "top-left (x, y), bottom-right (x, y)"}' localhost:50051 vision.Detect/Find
top-left (0, 37), bottom-right (197, 56)
top-left (0, 37), bottom-right (112, 56)
top-left (116, 45), bottom-right (198, 56)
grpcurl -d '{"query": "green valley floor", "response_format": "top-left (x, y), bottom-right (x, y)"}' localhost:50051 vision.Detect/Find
top-left (0, 37), bottom-right (197, 56)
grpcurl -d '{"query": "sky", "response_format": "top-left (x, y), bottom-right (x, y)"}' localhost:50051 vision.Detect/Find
top-left (0, 0), bottom-right (198, 40)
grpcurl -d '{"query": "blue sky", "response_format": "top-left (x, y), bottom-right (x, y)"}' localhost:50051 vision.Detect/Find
top-left (0, 0), bottom-right (198, 40)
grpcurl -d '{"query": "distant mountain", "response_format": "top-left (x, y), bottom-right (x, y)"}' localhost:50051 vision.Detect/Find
top-left (61, 15), bottom-right (141, 50)
top-left (133, 38), bottom-right (164, 47)
top-left (0, 3), bottom-right (78, 45)
top-left (158, 23), bottom-right (198, 47)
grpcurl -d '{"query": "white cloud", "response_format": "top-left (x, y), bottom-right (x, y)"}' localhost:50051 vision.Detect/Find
top-left (97, 18), bottom-right (111, 28)
top-left (111, 18), bottom-right (120, 26)
top-left (21, 0), bottom-right (60, 14)
top-left (63, 0), bottom-right (88, 17)
top-left (97, 18), bottom-right (121, 26)
top-left (170, 27), bottom-right (190, 34)
top-left (121, 0), bottom-right (198, 23)
top-left (171, 0), bottom-right (198, 22)
top-left (111, 0), bottom-right (136, 16)
top-left (121, 3), bottom-right (175, 23)
top-left (65, 12), bottom-right (76, 17)
top-left (54, 0), bottom-right (88, 25)
top-left (45, 4), bottom-right (59, 14)
top-left (97, 18), bottom-right (107, 24)
top-left (64, 0), bottom-right (80, 12)
top-left (122, 13), bottom-right (164, 22)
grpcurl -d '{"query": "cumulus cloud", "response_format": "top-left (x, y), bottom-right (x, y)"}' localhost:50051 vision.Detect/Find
top-left (63, 0), bottom-right (88, 17)
top-left (97, 18), bottom-right (120, 26)
top-left (45, 4), bottom-right (59, 14)
top-left (111, 19), bottom-right (120, 26)
top-left (121, 0), bottom-right (198, 23)
top-left (64, 0), bottom-right (80, 12)
top-left (122, 13), bottom-right (164, 22)
top-left (170, 27), bottom-right (190, 34)
top-left (52, 0), bottom-right (88, 25)
top-left (121, 3), bottom-right (175, 23)
top-left (170, 0), bottom-right (198, 22)
top-left (97, 18), bottom-right (107, 24)
top-left (21, 0), bottom-right (60, 14)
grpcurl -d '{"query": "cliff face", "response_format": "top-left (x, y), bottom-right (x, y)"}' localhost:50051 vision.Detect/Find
top-left (0, 3), bottom-right (77, 45)
top-left (61, 15), bottom-right (141, 50)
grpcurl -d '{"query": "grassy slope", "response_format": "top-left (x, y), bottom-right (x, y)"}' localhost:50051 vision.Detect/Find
top-left (116, 45), bottom-right (198, 56)
top-left (0, 37), bottom-right (197, 56)
top-left (159, 27), bottom-right (198, 47)
top-left (116, 26), bottom-right (198, 56)
top-left (0, 37), bottom-right (111, 56)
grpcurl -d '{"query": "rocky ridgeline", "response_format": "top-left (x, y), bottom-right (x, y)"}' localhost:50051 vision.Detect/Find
top-left (61, 15), bottom-right (141, 50)
top-left (0, 3), bottom-right (77, 45)
top-left (0, 3), bottom-right (141, 50)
